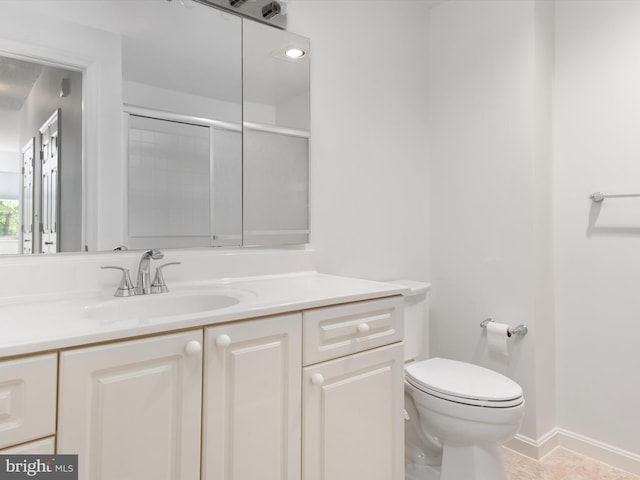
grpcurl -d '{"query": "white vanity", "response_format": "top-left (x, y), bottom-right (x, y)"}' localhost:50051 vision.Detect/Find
top-left (0, 272), bottom-right (406, 480)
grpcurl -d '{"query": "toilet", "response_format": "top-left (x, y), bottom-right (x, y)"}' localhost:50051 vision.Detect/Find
top-left (392, 280), bottom-right (525, 480)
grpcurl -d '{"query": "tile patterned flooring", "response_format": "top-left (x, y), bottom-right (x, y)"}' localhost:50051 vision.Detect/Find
top-left (505, 447), bottom-right (640, 480)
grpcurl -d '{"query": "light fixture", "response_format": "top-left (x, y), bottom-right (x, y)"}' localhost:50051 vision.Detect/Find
top-left (262, 1), bottom-right (281, 19)
top-left (285, 48), bottom-right (305, 59)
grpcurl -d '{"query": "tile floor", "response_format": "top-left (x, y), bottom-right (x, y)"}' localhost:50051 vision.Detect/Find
top-left (504, 447), bottom-right (640, 480)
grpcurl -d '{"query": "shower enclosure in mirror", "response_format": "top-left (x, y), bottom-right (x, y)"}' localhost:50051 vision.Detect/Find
top-left (124, 112), bottom-right (242, 249)
top-left (243, 21), bottom-right (310, 246)
top-left (0, 0), bottom-right (309, 254)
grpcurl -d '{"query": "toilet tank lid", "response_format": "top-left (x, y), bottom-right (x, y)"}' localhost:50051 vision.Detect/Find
top-left (385, 279), bottom-right (431, 297)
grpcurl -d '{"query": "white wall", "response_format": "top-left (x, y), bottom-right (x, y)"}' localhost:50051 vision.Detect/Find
top-left (427, 0), bottom-right (554, 441)
top-left (288, 0), bottom-right (431, 283)
top-left (0, 110), bottom-right (20, 170)
top-left (554, 0), bottom-right (640, 456)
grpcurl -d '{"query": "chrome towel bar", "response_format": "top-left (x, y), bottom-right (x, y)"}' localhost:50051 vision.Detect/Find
top-left (590, 192), bottom-right (640, 202)
top-left (480, 318), bottom-right (528, 337)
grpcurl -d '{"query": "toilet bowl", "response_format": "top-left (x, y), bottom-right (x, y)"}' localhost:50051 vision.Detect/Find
top-left (389, 280), bottom-right (525, 480)
top-left (404, 357), bottom-right (524, 480)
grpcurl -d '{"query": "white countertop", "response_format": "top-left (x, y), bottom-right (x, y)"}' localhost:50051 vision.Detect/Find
top-left (0, 272), bottom-right (408, 358)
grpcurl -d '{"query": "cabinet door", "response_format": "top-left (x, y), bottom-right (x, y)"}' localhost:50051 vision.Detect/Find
top-left (203, 314), bottom-right (301, 480)
top-left (58, 330), bottom-right (203, 480)
top-left (303, 343), bottom-right (404, 480)
top-left (0, 353), bottom-right (57, 450)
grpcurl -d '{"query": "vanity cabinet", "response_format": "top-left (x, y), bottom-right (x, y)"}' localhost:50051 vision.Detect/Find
top-left (57, 330), bottom-right (204, 480)
top-left (7, 292), bottom-right (403, 480)
top-left (302, 298), bottom-right (405, 480)
top-left (202, 314), bottom-right (301, 480)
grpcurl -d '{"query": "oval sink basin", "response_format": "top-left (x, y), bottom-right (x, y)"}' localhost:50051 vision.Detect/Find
top-left (84, 293), bottom-right (240, 322)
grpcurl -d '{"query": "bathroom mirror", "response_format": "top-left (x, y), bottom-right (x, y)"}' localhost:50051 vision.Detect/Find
top-left (0, 0), bottom-right (309, 254)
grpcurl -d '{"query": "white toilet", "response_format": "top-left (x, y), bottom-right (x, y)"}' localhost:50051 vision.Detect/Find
top-left (394, 280), bottom-right (525, 480)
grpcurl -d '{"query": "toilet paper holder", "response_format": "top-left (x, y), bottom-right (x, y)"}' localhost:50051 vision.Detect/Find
top-left (480, 318), bottom-right (528, 337)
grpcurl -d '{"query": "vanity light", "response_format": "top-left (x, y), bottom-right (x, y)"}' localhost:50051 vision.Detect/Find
top-left (262, 1), bottom-right (281, 19)
top-left (285, 48), bottom-right (305, 59)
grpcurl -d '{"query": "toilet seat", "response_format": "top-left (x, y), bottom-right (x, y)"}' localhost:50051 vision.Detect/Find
top-left (405, 358), bottom-right (524, 408)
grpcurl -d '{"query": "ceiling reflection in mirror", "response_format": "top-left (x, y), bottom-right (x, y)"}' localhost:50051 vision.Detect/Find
top-left (0, 0), bottom-right (309, 255)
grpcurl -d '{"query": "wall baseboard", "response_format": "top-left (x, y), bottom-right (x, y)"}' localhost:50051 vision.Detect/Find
top-left (506, 428), bottom-right (640, 475)
top-left (505, 429), bottom-right (558, 460)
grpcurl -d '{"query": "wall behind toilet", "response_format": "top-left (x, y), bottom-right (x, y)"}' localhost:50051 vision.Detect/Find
top-left (427, 0), bottom-right (555, 442)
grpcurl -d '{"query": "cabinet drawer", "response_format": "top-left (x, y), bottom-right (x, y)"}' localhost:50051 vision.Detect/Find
top-left (0, 354), bottom-right (57, 449)
top-left (303, 296), bottom-right (403, 366)
top-left (0, 436), bottom-right (55, 454)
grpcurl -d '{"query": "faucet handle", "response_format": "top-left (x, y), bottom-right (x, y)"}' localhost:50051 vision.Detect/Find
top-left (151, 262), bottom-right (181, 294)
top-left (144, 249), bottom-right (164, 260)
top-left (101, 266), bottom-right (136, 297)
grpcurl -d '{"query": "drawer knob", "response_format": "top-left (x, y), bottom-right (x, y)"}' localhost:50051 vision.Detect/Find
top-left (311, 373), bottom-right (325, 386)
top-left (357, 322), bottom-right (371, 334)
top-left (185, 340), bottom-right (202, 356)
top-left (216, 334), bottom-right (232, 348)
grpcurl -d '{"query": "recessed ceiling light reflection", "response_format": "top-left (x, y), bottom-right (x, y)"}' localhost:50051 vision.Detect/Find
top-left (285, 48), bottom-right (305, 59)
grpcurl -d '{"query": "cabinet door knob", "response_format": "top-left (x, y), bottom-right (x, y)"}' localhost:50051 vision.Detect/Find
top-left (185, 340), bottom-right (202, 356)
top-left (357, 323), bottom-right (370, 334)
top-left (311, 373), bottom-right (325, 386)
top-left (216, 334), bottom-right (231, 348)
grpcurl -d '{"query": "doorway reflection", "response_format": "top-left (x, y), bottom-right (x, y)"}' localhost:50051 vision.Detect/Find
top-left (0, 55), bottom-right (82, 255)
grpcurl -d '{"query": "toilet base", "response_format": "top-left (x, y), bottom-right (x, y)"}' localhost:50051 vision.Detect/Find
top-left (406, 462), bottom-right (440, 480)
top-left (440, 442), bottom-right (506, 480)
top-left (405, 444), bottom-right (506, 480)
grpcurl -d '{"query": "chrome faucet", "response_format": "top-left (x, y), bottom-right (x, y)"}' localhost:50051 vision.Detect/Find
top-left (102, 249), bottom-right (180, 297)
top-left (135, 249), bottom-right (164, 295)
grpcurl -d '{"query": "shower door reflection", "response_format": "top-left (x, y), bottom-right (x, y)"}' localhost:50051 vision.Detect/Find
top-left (126, 114), bottom-right (241, 249)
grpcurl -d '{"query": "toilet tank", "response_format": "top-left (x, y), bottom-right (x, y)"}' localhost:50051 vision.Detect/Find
top-left (388, 280), bottom-right (431, 362)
